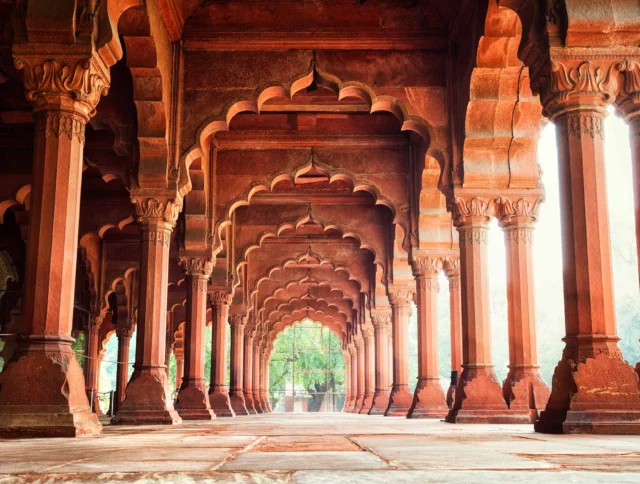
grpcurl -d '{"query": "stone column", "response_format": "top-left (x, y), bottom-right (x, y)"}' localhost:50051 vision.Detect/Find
top-left (386, 288), bottom-right (414, 416)
top-left (387, 325), bottom-right (394, 392)
top-left (0, 53), bottom-right (109, 436)
top-left (409, 257), bottom-right (448, 418)
top-left (535, 58), bottom-right (640, 434)
top-left (444, 258), bottom-right (463, 406)
top-left (348, 344), bottom-right (358, 412)
top-left (175, 257), bottom-right (215, 420)
top-left (244, 329), bottom-right (257, 413)
top-left (369, 311), bottom-right (392, 415)
top-left (228, 313), bottom-right (249, 415)
top-left (446, 197), bottom-right (513, 424)
top-left (498, 197), bottom-right (550, 422)
top-left (354, 337), bottom-right (365, 412)
top-left (253, 341), bottom-right (263, 413)
top-left (112, 196), bottom-right (182, 426)
top-left (359, 325), bottom-right (376, 414)
top-left (85, 322), bottom-right (103, 415)
top-left (175, 352), bottom-right (184, 391)
top-left (264, 344), bottom-right (273, 412)
top-left (114, 327), bottom-right (133, 416)
top-left (343, 349), bottom-right (351, 411)
top-left (209, 290), bottom-right (235, 417)
top-left (260, 344), bottom-right (270, 412)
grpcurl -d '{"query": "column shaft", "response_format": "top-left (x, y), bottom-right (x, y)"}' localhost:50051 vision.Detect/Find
top-left (253, 343), bottom-right (263, 413)
top-left (444, 260), bottom-right (463, 408)
top-left (228, 314), bottom-right (248, 415)
top-left (369, 312), bottom-right (391, 414)
top-left (85, 324), bottom-right (103, 415)
top-left (354, 339), bottom-right (365, 412)
top-left (176, 265), bottom-right (215, 420)
top-left (114, 330), bottom-right (132, 415)
top-left (348, 346), bottom-right (358, 412)
top-left (208, 291), bottom-right (234, 417)
top-left (359, 326), bottom-right (376, 414)
top-left (409, 258), bottom-right (448, 418)
top-left (386, 289), bottom-right (414, 416)
top-left (244, 332), bottom-right (257, 413)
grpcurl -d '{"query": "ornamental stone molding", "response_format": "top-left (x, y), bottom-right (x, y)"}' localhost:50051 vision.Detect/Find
top-left (361, 325), bottom-right (375, 339)
top-left (209, 290), bottom-right (233, 307)
top-left (13, 53), bottom-right (110, 118)
top-left (388, 287), bottom-right (414, 307)
top-left (132, 196), bottom-right (183, 227)
top-left (229, 313), bottom-right (248, 327)
top-left (451, 196), bottom-right (495, 227)
top-left (411, 256), bottom-right (443, 278)
top-left (179, 256), bottom-right (214, 277)
top-left (495, 195), bottom-right (544, 227)
top-left (443, 257), bottom-right (460, 278)
top-left (370, 311), bottom-right (392, 327)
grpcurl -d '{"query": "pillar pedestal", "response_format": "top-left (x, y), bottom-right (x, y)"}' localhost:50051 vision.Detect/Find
top-left (208, 290), bottom-right (235, 417)
top-left (535, 65), bottom-right (640, 434)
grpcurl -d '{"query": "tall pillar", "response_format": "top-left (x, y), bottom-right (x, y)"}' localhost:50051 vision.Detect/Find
top-left (535, 58), bottom-right (640, 434)
top-left (175, 258), bottom-right (215, 420)
top-left (619, 76), bottom-right (640, 378)
top-left (209, 290), bottom-right (235, 417)
top-left (386, 288), bottom-right (414, 416)
top-left (244, 329), bottom-right (257, 414)
top-left (229, 312), bottom-right (249, 415)
top-left (260, 344), bottom-right (270, 412)
top-left (348, 344), bottom-right (358, 412)
top-left (114, 327), bottom-right (133, 416)
top-left (85, 322), bottom-right (103, 415)
top-left (369, 311), bottom-right (391, 414)
top-left (409, 257), bottom-right (448, 418)
top-left (446, 197), bottom-right (515, 423)
top-left (112, 195), bottom-right (182, 426)
top-left (343, 349), bottom-right (351, 411)
top-left (444, 258), bottom-right (463, 406)
top-left (0, 52), bottom-right (109, 436)
top-left (354, 337), bottom-right (365, 412)
top-left (498, 197), bottom-right (550, 422)
top-left (253, 341), bottom-right (263, 413)
top-left (175, 352), bottom-right (184, 391)
top-left (359, 325), bottom-right (376, 414)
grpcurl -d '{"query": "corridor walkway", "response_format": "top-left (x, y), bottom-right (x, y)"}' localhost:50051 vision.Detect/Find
top-left (1, 413), bottom-right (639, 483)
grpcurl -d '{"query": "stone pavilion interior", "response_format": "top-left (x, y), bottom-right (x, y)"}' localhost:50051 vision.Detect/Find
top-left (1, 0), bottom-right (640, 482)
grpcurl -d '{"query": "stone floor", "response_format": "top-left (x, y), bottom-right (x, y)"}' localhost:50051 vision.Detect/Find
top-left (1, 413), bottom-right (640, 483)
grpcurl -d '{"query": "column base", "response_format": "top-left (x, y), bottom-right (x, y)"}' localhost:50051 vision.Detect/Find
top-left (253, 394), bottom-right (264, 413)
top-left (229, 391), bottom-right (249, 415)
top-left (343, 397), bottom-right (355, 412)
top-left (112, 368), bottom-right (181, 425)
top-left (369, 389), bottom-right (391, 415)
top-left (209, 390), bottom-right (235, 417)
top-left (0, 344), bottom-right (102, 437)
top-left (359, 393), bottom-right (374, 414)
top-left (260, 394), bottom-right (271, 412)
top-left (445, 368), bottom-right (515, 424)
top-left (176, 380), bottom-right (216, 420)
top-left (385, 384), bottom-right (413, 416)
top-left (503, 369), bottom-right (550, 423)
top-left (88, 390), bottom-right (105, 417)
top-left (535, 353), bottom-right (640, 434)
top-left (352, 395), bottom-right (364, 413)
top-left (244, 393), bottom-right (258, 414)
top-left (408, 378), bottom-right (449, 419)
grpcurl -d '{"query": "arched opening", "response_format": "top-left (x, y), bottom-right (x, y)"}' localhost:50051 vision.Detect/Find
top-left (269, 319), bottom-right (345, 413)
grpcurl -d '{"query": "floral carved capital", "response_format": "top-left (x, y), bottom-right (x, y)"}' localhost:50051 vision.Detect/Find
top-left (388, 288), bottom-right (414, 307)
top-left (229, 313), bottom-right (247, 327)
top-left (371, 312), bottom-right (392, 328)
top-left (179, 257), bottom-right (214, 277)
top-left (209, 290), bottom-right (233, 307)
top-left (132, 197), bottom-right (182, 227)
top-left (443, 257), bottom-right (460, 278)
top-left (411, 256), bottom-right (442, 278)
top-left (14, 57), bottom-right (109, 118)
top-left (451, 197), bottom-right (495, 227)
top-left (496, 196), bottom-right (543, 227)
top-left (361, 325), bottom-right (375, 340)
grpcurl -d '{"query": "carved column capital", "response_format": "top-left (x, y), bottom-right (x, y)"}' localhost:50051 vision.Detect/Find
top-left (179, 256), bottom-right (214, 277)
top-left (209, 290), bottom-right (233, 307)
top-left (371, 311), bottom-right (392, 328)
top-left (13, 53), bottom-right (110, 118)
top-left (116, 327), bottom-right (134, 340)
top-left (348, 343), bottom-right (356, 355)
top-left (132, 196), bottom-right (183, 228)
top-left (542, 53), bottom-right (633, 118)
top-left (411, 256), bottom-right (442, 278)
top-left (388, 287), bottom-right (414, 308)
top-left (229, 313), bottom-right (247, 328)
top-left (451, 196), bottom-right (496, 228)
top-left (443, 257), bottom-right (460, 279)
top-left (617, 61), bottom-right (640, 122)
top-left (496, 196), bottom-right (543, 229)
top-left (361, 324), bottom-right (375, 340)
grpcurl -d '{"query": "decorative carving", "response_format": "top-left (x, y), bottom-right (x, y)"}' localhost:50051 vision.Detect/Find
top-left (362, 325), bottom-right (375, 339)
top-left (443, 257), bottom-right (460, 278)
top-left (209, 290), bottom-right (233, 306)
top-left (14, 57), bottom-right (109, 116)
top-left (452, 197), bottom-right (494, 226)
top-left (142, 228), bottom-right (171, 247)
top-left (180, 257), bottom-right (214, 277)
top-left (132, 197), bottom-right (182, 226)
top-left (371, 312), bottom-right (392, 327)
top-left (417, 277), bottom-right (440, 292)
top-left (42, 113), bottom-right (86, 144)
top-left (191, 278), bottom-right (209, 292)
top-left (411, 256), bottom-right (442, 278)
top-left (388, 288), bottom-right (414, 307)
top-left (229, 313), bottom-right (247, 327)
top-left (497, 197), bottom-right (543, 226)
top-left (566, 112), bottom-right (604, 139)
top-left (459, 228), bottom-right (487, 245)
top-left (504, 228), bottom-right (533, 244)
top-left (116, 327), bottom-right (134, 339)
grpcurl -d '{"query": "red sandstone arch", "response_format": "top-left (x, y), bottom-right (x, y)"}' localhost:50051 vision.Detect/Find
top-left (463, 1), bottom-right (542, 190)
top-left (269, 316), bottom-right (347, 346)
